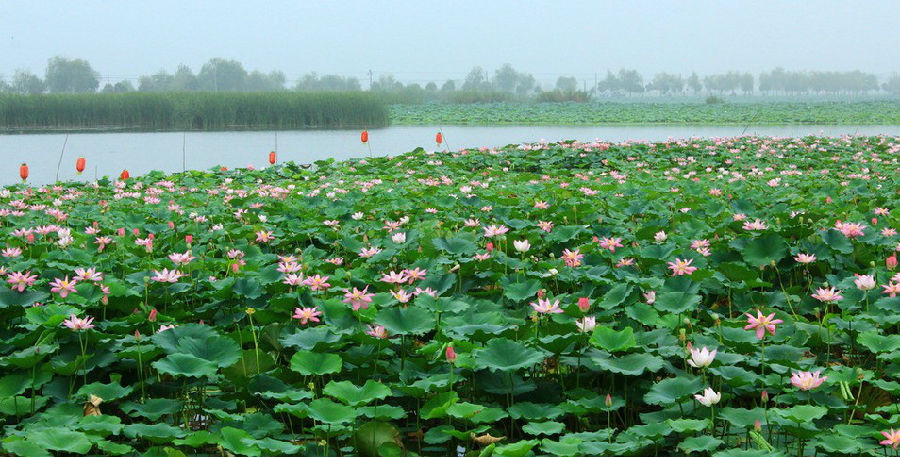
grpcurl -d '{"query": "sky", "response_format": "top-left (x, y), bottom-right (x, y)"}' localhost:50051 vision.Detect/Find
top-left (1, 1), bottom-right (898, 87)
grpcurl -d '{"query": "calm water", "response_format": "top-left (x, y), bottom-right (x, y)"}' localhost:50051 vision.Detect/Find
top-left (2, 125), bottom-right (899, 186)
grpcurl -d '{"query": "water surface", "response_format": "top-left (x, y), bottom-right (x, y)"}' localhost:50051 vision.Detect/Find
top-left (2, 125), bottom-right (898, 185)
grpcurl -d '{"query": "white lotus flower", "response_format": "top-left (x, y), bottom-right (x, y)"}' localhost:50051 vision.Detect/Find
top-left (688, 346), bottom-right (717, 368)
top-left (513, 240), bottom-right (531, 253)
top-left (694, 388), bottom-right (721, 407)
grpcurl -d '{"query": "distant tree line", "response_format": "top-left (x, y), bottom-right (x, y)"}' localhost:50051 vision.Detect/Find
top-left (1, 57), bottom-right (898, 98)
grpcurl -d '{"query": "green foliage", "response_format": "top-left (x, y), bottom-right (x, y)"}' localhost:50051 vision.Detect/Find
top-left (0, 92), bottom-right (389, 131)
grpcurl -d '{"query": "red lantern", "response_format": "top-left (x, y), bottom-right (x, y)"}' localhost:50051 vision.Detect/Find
top-left (220, 166), bottom-right (228, 171)
top-left (436, 132), bottom-right (443, 144)
top-left (75, 157), bottom-right (86, 174)
top-left (361, 130), bottom-right (369, 143)
top-left (268, 151), bottom-right (276, 165)
top-left (120, 169), bottom-right (130, 180)
top-left (19, 163), bottom-right (28, 181)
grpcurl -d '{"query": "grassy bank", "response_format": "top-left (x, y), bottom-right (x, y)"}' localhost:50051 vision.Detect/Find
top-left (390, 100), bottom-right (900, 125)
top-left (0, 92), bottom-right (390, 132)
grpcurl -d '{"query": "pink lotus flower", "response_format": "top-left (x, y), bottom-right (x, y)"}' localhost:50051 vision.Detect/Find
top-left (530, 298), bottom-right (563, 314)
top-left (643, 291), bottom-right (656, 304)
top-left (577, 297), bottom-right (591, 312)
top-left (445, 345), bottom-right (457, 363)
top-left (303, 275), bottom-right (331, 292)
top-left (168, 251), bottom-right (195, 266)
top-left (50, 276), bottom-right (78, 298)
top-left (158, 324), bottom-right (176, 332)
top-left (811, 287), bottom-right (843, 303)
top-left (343, 286), bottom-right (374, 311)
top-left (255, 230), bottom-right (275, 243)
top-left (359, 246), bottom-right (382, 258)
top-left (380, 271), bottom-right (409, 284)
top-left (73, 267), bottom-right (103, 282)
top-left (854, 274), bottom-right (876, 291)
top-left (561, 248), bottom-right (583, 267)
top-left (599, 237), bottom-right (624, 252)
top-left (404, 267), bottom-right (427, 282)
top-left (1, 247), bottom-right (22, 258)
top-left (794, 253), bottom-right (816, 264)
top-left (152, 268), bottom-right (184, 283)
top-left (7, 271), bottom-right (38, 292)
top-left (292, 307), bottom-right (322, 325)
top-left (882, 282), bottom-right (900, 297)
top-left (366, 324), bottom-right (389, 339)
top-left (880, 428), bottom-right (900, 449)
top-left (790, 370), bottom-right (827, 391)
top-left (668, 258), bottom-right (697, 276)
top-left (63, 314), bottom-right (94, 331)
top-left (391, 289), bottom-right (413, 303)
top-left (744, 310), bottom-right (784, 339)
top-left (835, 221), bottom-right (866, 239)
top-left (483, 225), bottom-right (509, 238)
top-left (538, 221), bottom-right (553, 233)
top-left (283, 274), bottom-right (304, 286)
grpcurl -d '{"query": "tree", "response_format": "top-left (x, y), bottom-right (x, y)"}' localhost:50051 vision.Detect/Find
top-left (441, 80), bottom-right (456, 92)
top-left (171, 65), bottom-right (199, 91)
top-left (515, 73), bottom-right (536, 95)
top-left (493, 64), bottom-right (519, 92)
top-left (0, 75), bottom-right (9, 93)
top-left (618, 69), bottom-right (644, 94)
top-left (883, 75), bottom-right (900, 95)
top-left (740, 73), bottom-right (754, 94)
top-left (101, 80), bottom-right (135, 93)
top-left (647, 73), bottom-right (683, 94)
top-left (596, 71), bottom-right (620, 94)
top-left (11, 70), bottom-right (45, 94)
top-left (44, 56), bottom-right (99, 93)
top-left (425, 81), bottom-right (437, 91)
top-left (370, 74), bottom-right (403, 91)
top-left (197, 58), bottom-right (247, 92)
top-left (555, 76), bottom-right (578, 92)
top-left (687, 72), bottom-right (702, 93)
top-left (461, 66), bottom-right (488, 91)
top-left (246, 70), bottom-right (285, 91)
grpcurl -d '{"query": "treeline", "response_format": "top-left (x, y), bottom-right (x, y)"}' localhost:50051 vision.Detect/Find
top-left (1, 57), bottom-right (898, 99)
top-left (0, 92), bottom-right (389, 131)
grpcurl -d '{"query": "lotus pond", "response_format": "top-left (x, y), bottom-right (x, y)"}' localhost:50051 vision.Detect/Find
top-left (3, 135), bottom-right (900, 457)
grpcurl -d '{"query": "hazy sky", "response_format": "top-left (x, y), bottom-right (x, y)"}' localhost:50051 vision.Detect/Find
top-left (2, 1), bottom-right (898, 87)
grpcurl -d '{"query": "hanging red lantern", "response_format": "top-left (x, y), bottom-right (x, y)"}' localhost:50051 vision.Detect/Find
top-left (120, 169), bottom-right (130, 180)
top-left (268, 151), bottom-right (276, 164)
top-left (19, 163), bottom-right (29, 181)
top-left (361, 130), bottom-right (369, 143)
top-left (76, 157), bottom-right (86, 174)
top-left (436, 132), bottom-right (443, 144)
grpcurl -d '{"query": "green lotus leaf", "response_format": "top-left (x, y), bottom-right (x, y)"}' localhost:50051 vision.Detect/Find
top-left (75, 381), bottom-right (134, 401)
top-left (120, 398), bottom-right (182, 420)
top-left (306, 398), bottom-right (358, 424)
top-left (374, 306), bottom-right (435, 335)
top-left (590, 352), bottom-right (664, 375)
top-left (677, 436), bottom-right (723, 454)
top-left (26, 428), bottom-right (93, 454)
top-left (858, 332), bottom-right (900, 353)
top-left (152, 353), bottom-right (218, 378)
top-left (289, 350), bottom-right (342, 375)
top-left (323, 379), bottom-right (391, 406)
top-left (597, 284), bottom-right (633, 310)
top-left (474, 338), bottom-right (547, 371)
top-left (502, 279), bottom-right (542, 302)
top-left (522, 421), bottom-right (566, 436)
top-left (644, 376), bottom-right (704, 405)
top-left (493, 439), bottom-right (539, 457)
top-left (590, 327), bottom-right (636, 353)
top-left (219, 427), bottom-right (261, 457)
